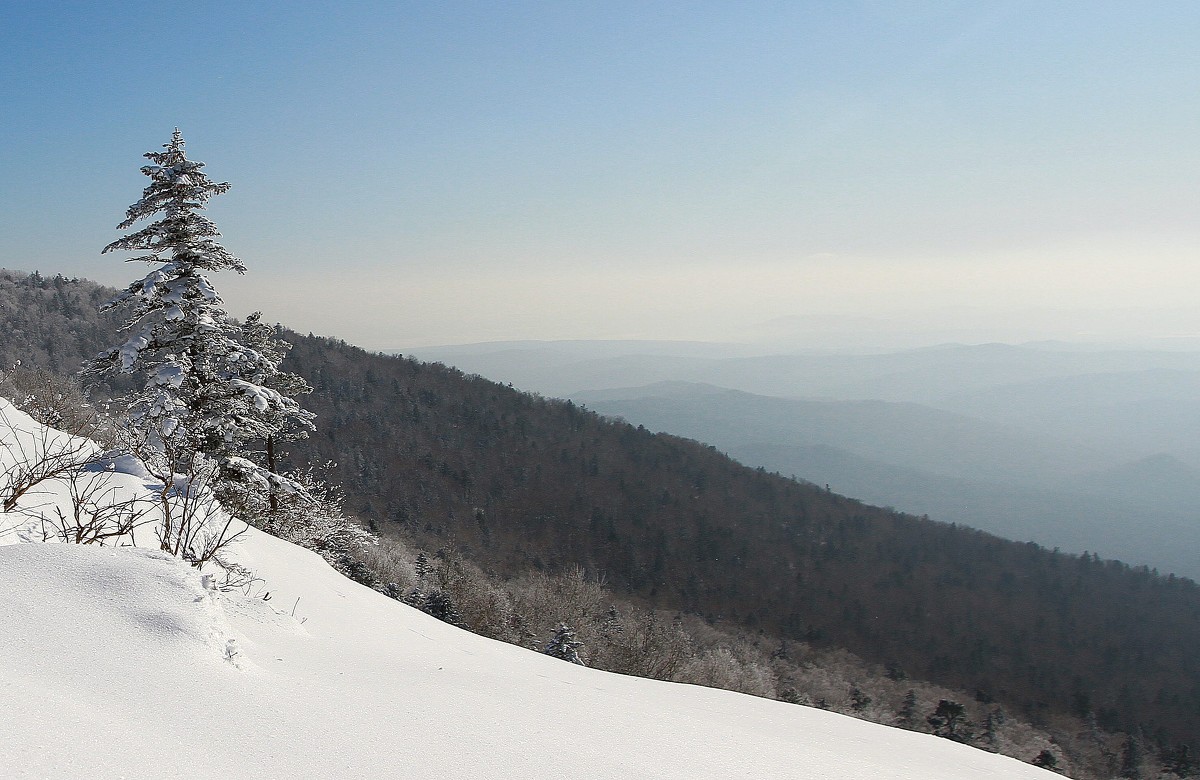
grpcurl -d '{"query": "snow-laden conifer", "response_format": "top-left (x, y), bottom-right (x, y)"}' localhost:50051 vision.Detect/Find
top-left (235, 312), bottom-right (315, 447)
top-left (543, 622), bottom-right (585, 665)
top-left (214, 312), bottom-right (315, 518)
top-left (90, 130), bottom-right (310, 458)
top-left (88, 130), bottom-right (313, 555)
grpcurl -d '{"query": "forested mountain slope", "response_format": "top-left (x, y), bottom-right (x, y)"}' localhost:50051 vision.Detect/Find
top-left (3, 269), bottom-right (1199, 751)
top-left (0, 270), bottom-right (123, 373)
top-left (281, 333), bottom-right (1200, 748)
top-left (572, 381), bottom-right (1200, 579)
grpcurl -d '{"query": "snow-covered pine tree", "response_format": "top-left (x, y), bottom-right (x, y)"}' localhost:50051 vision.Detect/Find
top-left (88, 129), bottom-right (311, 531)
top-left (543, 622), bottom-right (585, 665)
top-left (216, 311), bottom-right (315, 518)
top-left (236, 312), bottom-right (315, 452)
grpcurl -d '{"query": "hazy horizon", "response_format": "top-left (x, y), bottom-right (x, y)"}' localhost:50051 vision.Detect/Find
top-left (4, 3), bottom-right (1199, 351)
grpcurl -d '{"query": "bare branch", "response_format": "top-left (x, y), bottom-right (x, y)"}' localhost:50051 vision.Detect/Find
top-left (0, 402), bottom-right (100, 513)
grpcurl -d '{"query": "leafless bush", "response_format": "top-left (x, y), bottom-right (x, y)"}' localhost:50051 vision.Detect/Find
top-left (211, 560), bottom-right (258, 592)
top-left (0, 362), bottom-right (114, 445)
top-left (37, 466), bottom-right (156, 545)
top-left (430, 553), bottom-right (519, 643)
top-left (510, 566), bottom-right (607, 628)
top-left (591, 609), bottom-right (693, 680)
top-left (116, 424), bottom-right (247, 568)
top-left (164, 456), bottom-right (247, 567)
top-left (357, 537), bottom-right (418, 592)
top-left (672, 646), bottom-right (778, 698)
top-left (0, 401), bottom-right (99, 513)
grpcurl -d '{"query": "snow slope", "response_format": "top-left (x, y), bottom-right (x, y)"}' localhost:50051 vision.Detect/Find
top-left (0, 400), bottom-right (1056, 779)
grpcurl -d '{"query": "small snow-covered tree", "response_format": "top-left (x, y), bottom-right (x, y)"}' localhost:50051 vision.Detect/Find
top-left (849, 685), bottom-right (871, 713)
top-left (87, 129), bottom-right (312, 558)
top-left (236, 312), bottom-right (314, 453)
top-left (543, 622), bottom-right (585, 665)
top-left (215, 312), bottom-right (314, 518)
top-left (249, 462), bottom-right (375, 575)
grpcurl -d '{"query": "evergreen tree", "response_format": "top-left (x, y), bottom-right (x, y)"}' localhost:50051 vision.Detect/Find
top-left (404, 587), bottom-right (462, 626)
top-left (927, 699), bottom-right (971, 743)
top-left (1032, 750), bottom-right (1059, 772)
top-left (1120, 734), bottom-right (1143, 779)
top-left (1162, 744), bottom-right (1195, 778)
top-left (88, 130), bottom-right (310, 518)
top-left (980, 707), bottom-right (1006, 751)
top-left (415, 552), bottom-right (432, 580)
top-left (234, 312), bottom-right (315, 451)
top-left (421, 590), bottom-right (462, 626)
top-left (896, 690), bottom-right (918, 728)
top-left (217, 312), bottom-right (315, 517)
top-left (600, 605), bottom-right (623, 636)
top-left (544, 622), bottom-right (585, 665)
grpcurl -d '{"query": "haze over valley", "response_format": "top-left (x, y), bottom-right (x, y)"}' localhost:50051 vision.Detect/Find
top-left (407, 339), bottom-right (1200, 579)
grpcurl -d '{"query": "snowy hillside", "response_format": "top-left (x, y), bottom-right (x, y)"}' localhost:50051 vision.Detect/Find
top-left (0, 399), bottom-right (1056, 779)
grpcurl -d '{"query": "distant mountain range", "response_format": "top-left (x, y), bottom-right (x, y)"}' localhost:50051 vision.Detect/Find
top-left (402, 339), bottom-right (1200, 406)
top-left (409, 340), bottom-right (1200, 579)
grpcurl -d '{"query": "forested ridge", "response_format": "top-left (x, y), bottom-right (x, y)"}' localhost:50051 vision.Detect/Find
top-left (3, 268), bottom-right (1198, 754)
top-left (283, 332), bottom-right (1200, 749)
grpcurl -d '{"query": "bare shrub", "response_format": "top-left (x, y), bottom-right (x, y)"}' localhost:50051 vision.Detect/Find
top-left (161, 455), bottom-right (247, 567)
top-left (357, 537), bottom-right (418, 593)
top-left (1, 363), bottom-right (119, 447)
top-left (38, 466), bottom-right (156, 545)
top-left (591, 609), bottom-right (693, 680)
top-left (431, 553), bottom-right (519, 643)
top-left (510, 566), bottom-right (607, 630)
top-left (110, 424), bottom-right (246, 568)
top-left (673, 646), bottom-right (778, 698)
top-left (0, 400), bottom-right (99, 513)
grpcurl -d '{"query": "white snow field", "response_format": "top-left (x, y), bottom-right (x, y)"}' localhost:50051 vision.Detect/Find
top-left (0, 399), bottom-right (1056, 779)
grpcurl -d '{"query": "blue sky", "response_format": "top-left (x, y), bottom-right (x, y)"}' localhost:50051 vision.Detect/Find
top-left (2, 2), bottom-right (1198, 348)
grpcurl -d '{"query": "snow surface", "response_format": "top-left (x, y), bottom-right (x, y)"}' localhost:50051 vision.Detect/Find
top-left (0, 399), bottom-right (1057, 779)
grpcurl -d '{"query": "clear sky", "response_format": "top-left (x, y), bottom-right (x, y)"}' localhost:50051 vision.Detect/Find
top-left (2, 1), bottom-right (1198, 349)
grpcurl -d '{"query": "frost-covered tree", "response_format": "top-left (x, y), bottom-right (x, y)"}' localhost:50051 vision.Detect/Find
top-left (236, 312), bottom-right (314, 449)
top-left (1120, 734), bottom-right (1144, 779)
top-left (87, 129), bottom-right (312, 549)
top-left (217, 312), bottom-right (315, 517)
top-left (543, 622), bottom-right (585, 665)
top-left (248, 462), bottom-right (375, 574)
top-left (1161, 743), bottom-right (1194, 778)
top-left (849, 686), bottom-right (871, 713)
top-left (90, 129), bottom-right (308, 459)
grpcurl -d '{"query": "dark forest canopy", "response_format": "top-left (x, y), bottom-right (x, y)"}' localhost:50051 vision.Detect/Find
top-left (2, 268), bottom-right (1198, 749)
